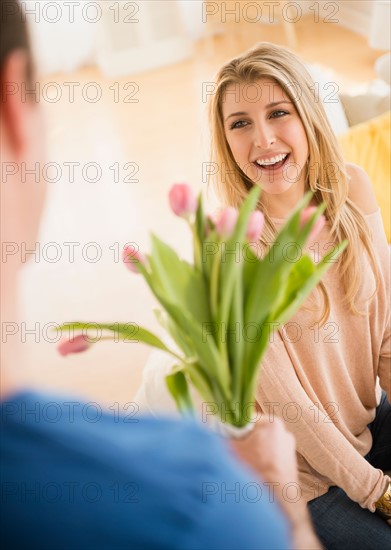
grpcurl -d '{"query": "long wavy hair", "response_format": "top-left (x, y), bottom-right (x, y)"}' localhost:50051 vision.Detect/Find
top-left (209, 42), bottom-right (379, 324)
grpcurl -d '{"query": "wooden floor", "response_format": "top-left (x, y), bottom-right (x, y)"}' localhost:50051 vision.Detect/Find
top-left (20, 17), bottom-right (383, 408)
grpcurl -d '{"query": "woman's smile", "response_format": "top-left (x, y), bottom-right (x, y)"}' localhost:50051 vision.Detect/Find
top-left (253, 151), bottom-right (290, 172)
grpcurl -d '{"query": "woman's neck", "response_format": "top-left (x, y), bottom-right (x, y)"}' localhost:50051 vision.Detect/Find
top-left (261, 180), bottom-right (318, 219)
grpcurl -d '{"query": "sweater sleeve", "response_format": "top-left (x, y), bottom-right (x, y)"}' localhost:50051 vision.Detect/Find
top-left (133, 349), bottom-right (179, 416)
top-left (256, 338), bottom-right (390, 512)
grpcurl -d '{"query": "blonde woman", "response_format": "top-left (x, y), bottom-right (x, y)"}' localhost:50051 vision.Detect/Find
top-left (135, 42), bottom-right (390, 547)
top-left (207, 42), bottom-right (391, 548)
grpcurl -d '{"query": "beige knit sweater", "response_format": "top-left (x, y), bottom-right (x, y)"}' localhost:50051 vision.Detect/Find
top-left (135, 208), bottom-right (390, 512)
top-left (256, 208), bottom-right (390, 511)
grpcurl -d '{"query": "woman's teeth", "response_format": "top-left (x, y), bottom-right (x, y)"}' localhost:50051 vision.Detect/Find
top-left (256, 153), bottom-right (288, 167)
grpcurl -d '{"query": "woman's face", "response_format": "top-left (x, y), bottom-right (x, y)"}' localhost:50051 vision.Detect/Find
top-left (222, 78), bottom-right (309, 198)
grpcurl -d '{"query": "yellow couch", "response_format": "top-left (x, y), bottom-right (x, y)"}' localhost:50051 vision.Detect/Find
top-left (339, 111), bottom-right (390, 242)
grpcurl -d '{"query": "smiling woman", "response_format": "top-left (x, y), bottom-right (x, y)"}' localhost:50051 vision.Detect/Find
top-left (206, 41), bottom-right (391, 548)
top-left (209, 42), bottom-right (380, 324)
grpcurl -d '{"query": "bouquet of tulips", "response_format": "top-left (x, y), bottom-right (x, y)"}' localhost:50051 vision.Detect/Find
top-left (57, 184), bottom-right (346, 433)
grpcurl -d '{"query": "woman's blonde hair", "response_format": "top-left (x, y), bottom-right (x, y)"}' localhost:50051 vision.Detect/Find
top-left (209, 42), bottom-right (379, 325)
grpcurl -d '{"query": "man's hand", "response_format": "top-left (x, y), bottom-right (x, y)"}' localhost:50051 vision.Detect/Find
top-left (230, 416), bottom-right (298, 485)
top-left (230, 416), bottom-right (299, 517)
top-left (230, 413), bottom-right (321, 550)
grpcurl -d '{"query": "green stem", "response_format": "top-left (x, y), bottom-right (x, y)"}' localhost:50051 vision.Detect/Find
top-left (190, 223), bottom-right (202, 271)
top-left (209, 243), bottom-right (232, 393)
top-left (232, 276), bottom-right (244, 408)
top-left (210, 243), bottom-right (221, 320)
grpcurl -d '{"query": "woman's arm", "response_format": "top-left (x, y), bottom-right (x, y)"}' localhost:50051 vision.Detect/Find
top-left (256, 336), bottom-right (391, 511)
top-left (346, 162), bottom-right (391, 400)
top-left (346, 162), bottom-right (379, 215)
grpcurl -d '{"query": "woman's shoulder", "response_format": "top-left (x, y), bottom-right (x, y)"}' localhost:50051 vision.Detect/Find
top-left (345, 162), bottom-right (379, 216)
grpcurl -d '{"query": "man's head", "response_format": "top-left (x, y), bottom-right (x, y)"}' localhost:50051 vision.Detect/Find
top-left (1, 0), bottom-right (46, 378)
top-left (1, 0), bottom-right (33, 82)
top-left (1, 0), bottom-right (46, 280)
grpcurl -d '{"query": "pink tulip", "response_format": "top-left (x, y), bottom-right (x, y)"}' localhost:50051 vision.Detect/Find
top-left (300, 207), bottom-right (326, 241)
top-left (122, 245), bottom-right (146, 273)
top-left (246, 211), bottom-right (264, 241)
top-left (169, 183), bottom-right (197, 218)
top-left (213, 207), bottom-right (239, 238)
top-left (58, 334), bottom-right (91, 357)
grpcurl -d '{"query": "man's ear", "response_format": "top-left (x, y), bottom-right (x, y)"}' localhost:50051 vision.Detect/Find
top-left (1, 50), bottom-right (34, 160)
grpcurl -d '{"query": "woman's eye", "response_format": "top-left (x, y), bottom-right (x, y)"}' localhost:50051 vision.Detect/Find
top-left (230, 120), bottom-right (248, 130)
top-left (270, 110), bottom-right (288, 119)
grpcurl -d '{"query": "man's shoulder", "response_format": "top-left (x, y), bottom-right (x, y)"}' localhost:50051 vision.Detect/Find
top-left (1, 390), bottom-right (220, 466)
top-left (1, 391), bottom-right (291, 550)
top-left (0, 391), bottom-right (224, 546)
top-left (1, 390), bottom-right (241, 503)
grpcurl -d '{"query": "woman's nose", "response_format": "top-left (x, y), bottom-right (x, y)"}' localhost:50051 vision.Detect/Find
top-left (253, 122), bottom-right (275, 149)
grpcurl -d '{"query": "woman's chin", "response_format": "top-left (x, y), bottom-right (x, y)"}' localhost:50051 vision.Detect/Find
top-left (256, 181), bottom-right (297, 195)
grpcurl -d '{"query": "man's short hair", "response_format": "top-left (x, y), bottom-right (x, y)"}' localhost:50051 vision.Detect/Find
top-left (0, 0), bottom-right (33, 81)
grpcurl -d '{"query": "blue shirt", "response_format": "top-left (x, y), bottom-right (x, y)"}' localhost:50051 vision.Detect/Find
top-left (1, 392), bottom-right (291, 549)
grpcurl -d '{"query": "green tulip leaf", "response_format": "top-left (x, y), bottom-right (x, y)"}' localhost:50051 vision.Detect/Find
top-left (166, 370), bottom-right (194, 416)
top-left (149, 234), bottom-right (211, 325)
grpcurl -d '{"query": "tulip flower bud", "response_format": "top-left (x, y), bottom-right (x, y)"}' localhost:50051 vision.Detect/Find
top-left (169, 183), bottom-right (197, 218)
top-left (58, 334), bottom-right (91, 357)
top-left (300, 207), bottom-right (326, 241)
top-left (214, 207), bottom-right (239, 238)
top-left (123, 245), bottom-right (146, 273)
top-left (246, 211), bottom-right (264, 241)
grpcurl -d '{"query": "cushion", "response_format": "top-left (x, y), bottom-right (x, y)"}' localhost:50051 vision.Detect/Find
top-left (339, 111), bottom-right (391, 242)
